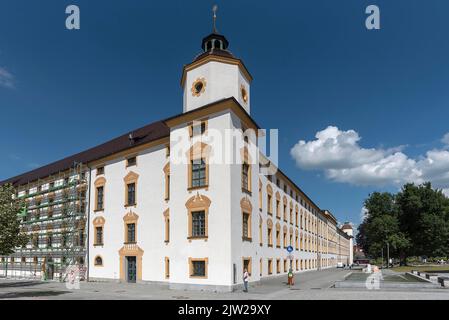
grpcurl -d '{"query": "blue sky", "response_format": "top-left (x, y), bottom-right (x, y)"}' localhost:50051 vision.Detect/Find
top-left (1, 1), bottom-right (449, 227)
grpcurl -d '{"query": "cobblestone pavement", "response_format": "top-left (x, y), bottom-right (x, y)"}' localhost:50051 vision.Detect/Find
top-left (1, 269), bottom-right (448, 300)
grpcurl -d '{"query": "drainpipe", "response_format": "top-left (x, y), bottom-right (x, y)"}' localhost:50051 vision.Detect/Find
top-left (85, 165), bottom-right (92, 281)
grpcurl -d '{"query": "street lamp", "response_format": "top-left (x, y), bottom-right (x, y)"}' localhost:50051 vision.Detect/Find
top-left (386, 242), bottom-right (390, 269)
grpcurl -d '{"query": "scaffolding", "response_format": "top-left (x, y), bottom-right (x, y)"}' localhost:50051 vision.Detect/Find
top-left (0, 162), bottom-right (88, 281)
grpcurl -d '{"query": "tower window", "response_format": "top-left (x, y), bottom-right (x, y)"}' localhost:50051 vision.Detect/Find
top-left (241, 86), bottom-right (248, 103)
top-left (191, 78), bottom-right (206, 97)
top-left (195, 82), bottom-right (203, 94)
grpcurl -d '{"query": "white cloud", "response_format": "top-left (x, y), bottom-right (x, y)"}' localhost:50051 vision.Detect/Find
top-left (442, 133), bottom-right (449, 146)
top-left (360, 207), bottom-right (368, 221)
top-left (0, 67), bottom-right (14, 88)
top-left (290, 126), bottom-right (449, 190)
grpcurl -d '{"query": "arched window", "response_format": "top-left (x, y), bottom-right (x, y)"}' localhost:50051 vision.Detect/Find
top-left (289, 227), bottom-right (294, 246)
top-left (93, 217), bottom-right (105, 246)
top-left (276, 222), bottom-right (281, 248)
top-left (289, 201), bottom-right (293, 224)
top-left (295, 230), bottom-right (299, 250)
top-left (94, 177), bottom-right (106, 211)
top-left (266, 184), bottom-right (273, 215)
top-left (94, 255), bottom-right (103, 266)
top-left (283, 196), bottom-right (287, 221)
top-left (275, 192), bottom-right (281, 219)
top-left (241, 197), bottom-right (252, 241)
top-left (124, 171), bottom-right (139, 207)
top-left (295, 205), bottom-right (299, 227)
top-left (163, 209), bottom-right (170, 243)
top-left (283, 225), bottom-right (288, 248)
top-left (163, 163), bottom-right (170, 201)
top-left (267, 219), bottom-right (273, 247)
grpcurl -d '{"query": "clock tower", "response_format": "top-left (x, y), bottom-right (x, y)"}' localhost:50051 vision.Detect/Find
top-left (181, 8), bottom-right (252, 114)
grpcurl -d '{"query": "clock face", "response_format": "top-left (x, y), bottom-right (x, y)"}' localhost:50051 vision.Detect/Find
top-left (191, 78), bottom-right (206, 97)
top-left (241, 85), bottom-right (248, 103)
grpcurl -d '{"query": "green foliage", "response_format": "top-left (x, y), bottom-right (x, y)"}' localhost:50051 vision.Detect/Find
top-left (0, 184), bottom-right (29, 255)
top-left (357, 182), bottom-right (449, 261)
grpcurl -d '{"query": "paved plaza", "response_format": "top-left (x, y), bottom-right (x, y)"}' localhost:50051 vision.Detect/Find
top-left (1, 268), bottom-right (448, 300)
top-left (0, 269), bottom-right (449, 300)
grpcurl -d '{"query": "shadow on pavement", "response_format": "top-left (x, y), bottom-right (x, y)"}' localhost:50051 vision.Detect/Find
top-left (0, 281), bottom-right (42, 289)
top-left (0, 290), bottom-right (70, 299)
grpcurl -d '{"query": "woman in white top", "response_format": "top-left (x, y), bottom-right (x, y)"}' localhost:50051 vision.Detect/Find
top-left (243, 269), bottom-right (249, 292)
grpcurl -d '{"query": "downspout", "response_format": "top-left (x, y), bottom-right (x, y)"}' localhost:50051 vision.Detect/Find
top-left (85, 165), bottom-right (92, 281)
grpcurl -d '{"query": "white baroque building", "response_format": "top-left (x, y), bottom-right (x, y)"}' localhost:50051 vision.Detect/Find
top-left (0, 28), bottom-right (352, 291)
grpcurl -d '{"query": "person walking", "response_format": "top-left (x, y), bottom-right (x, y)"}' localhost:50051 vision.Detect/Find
top-left (243, 268), bottom-right (249, 292)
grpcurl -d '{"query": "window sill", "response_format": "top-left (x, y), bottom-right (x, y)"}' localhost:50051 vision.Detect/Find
top-left (189, 275), bottom-right (208, 279)
top-left (123, 242), bottom-right (137, 245)
top-left (268, 244), bottom-right (273, 248)
top-left (267, 212), bottom-right (273, 216)
top-left (93, 244), bottom-right (104, 247)
top-left (188, 185), bottom-right (209, 192)
top-left (276, 245), bottom-right (281, 249)
top-left (242, 237), bottom-right (252, 242)
top-left (188, 236), bottom-right (208, 241)
top-left (94, 209), bottom-right (104, 213)
top-left (124, 204), bottom-right (137, 208)
top-left (242, 188), bottom-right (252, 196)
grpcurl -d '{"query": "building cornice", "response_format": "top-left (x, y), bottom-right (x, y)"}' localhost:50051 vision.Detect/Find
top-left (181, 55), bottom-right (253, 88)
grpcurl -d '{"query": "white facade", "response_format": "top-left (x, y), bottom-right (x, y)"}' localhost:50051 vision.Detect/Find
top-left (1, 31), bottom-right (352, 290)
top-left (183, 61), bottom-right (251, 114)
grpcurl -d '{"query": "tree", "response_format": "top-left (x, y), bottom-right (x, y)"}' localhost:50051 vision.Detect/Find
top-left (357, 192), bottom-right (410, 259)
top-left (358, 182), bottom-right (449, 265)
top-left (396, 183), bottom-right (449, 258)
top-left (0, 183), bottom-right (28, 256)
